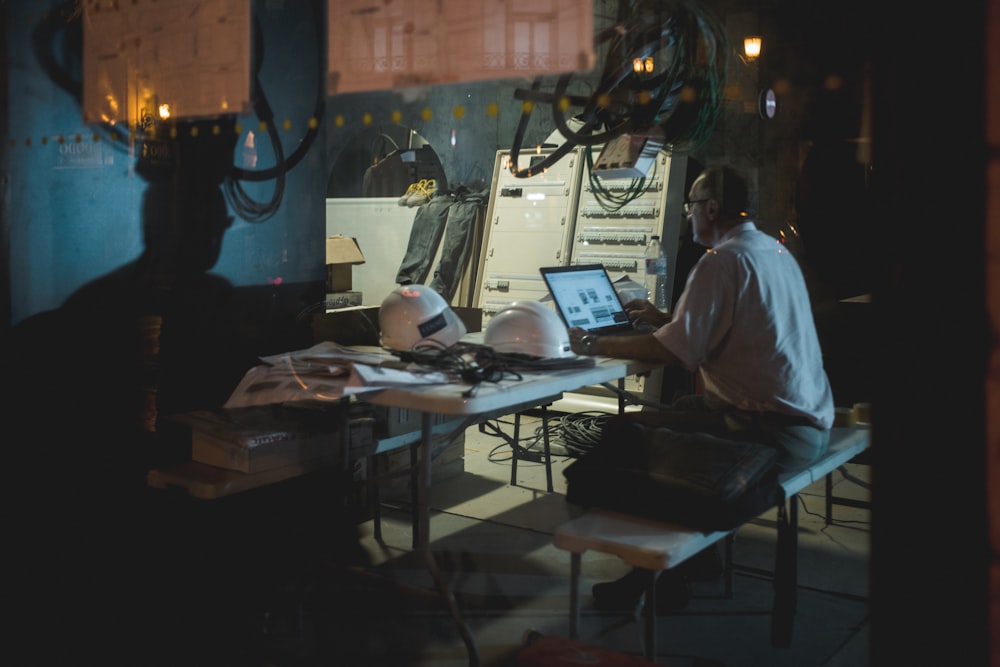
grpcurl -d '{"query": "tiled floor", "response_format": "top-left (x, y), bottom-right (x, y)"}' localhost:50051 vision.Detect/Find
top-left (261, 407), bottom-right (872, 667)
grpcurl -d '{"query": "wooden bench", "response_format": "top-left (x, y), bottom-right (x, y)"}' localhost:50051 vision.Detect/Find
top-left (552, 424), bottom-right (872, 661)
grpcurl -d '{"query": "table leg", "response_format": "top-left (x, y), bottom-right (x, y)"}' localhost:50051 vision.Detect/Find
top-left (643, 568), bottom-right (657, 661)
top-left (510, 412), bottom-right (521, 486)
top-left (540, 404), bottom-right (553, 493)
top-left (569, 553), bottom-right (581, 638)
top-left (411, 437), bottom-right (420, 549)
top-left (771, 498), bottom-right (798, 647)
top-left (417, 411), bottom-right (480, 666)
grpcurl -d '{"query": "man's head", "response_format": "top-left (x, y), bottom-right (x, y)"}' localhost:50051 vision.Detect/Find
top-left (685, 166), bottom-right (749, 247)
top-left (142, 179), bottom-right (233, 275)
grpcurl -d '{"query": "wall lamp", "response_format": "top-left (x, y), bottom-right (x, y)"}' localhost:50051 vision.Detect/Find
top-left (632, 56), bottom-right (654, 73)
top-left (743, 36), bottom-right (762, 63)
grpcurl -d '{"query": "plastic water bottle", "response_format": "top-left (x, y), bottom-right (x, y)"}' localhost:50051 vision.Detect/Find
top-left (644, 234), bottom-right (668, 311)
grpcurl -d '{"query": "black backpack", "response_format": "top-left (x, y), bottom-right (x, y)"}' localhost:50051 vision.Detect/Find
top-left (563, 413), bottom-right (784, 532)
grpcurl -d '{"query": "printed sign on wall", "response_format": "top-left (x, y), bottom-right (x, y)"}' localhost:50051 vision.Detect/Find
top-left (82, 0), bottom-right (252, 126)
top-left (328, 0), bottom-right (594, 94)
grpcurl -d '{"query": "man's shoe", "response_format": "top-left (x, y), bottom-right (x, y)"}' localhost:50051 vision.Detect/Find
top-left (654, 569), bottom-right (692, 613)
top-left (591, 568), bottom-right (648, 615)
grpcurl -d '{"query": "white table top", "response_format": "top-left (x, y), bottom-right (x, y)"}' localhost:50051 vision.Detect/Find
top-left (361, 355), bottom-right (647, 416)
top-left (224, 336), bottom-right (652, 415)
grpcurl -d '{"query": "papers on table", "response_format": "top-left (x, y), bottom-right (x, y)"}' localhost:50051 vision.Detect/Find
top-left (345, 363), bottom-right (454, 396)
top-left (224, 341), bottom-right (462, 408)
top-left (259, 340), bottom-right (391, 368)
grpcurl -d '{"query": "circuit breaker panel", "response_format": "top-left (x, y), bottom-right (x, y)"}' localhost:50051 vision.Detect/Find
top-left (473, 148), bottom-right (585, 321)
top-left (472, 146), bottom-right (687, 404)
top-left (568, 149), bottom-right (687, 401)
top-left (571, 149), bottom-right (688, 310)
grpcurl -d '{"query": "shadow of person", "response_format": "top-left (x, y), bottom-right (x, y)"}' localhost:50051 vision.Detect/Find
top-left (9, 122), bottom-right (248, 474)
top-left (2, 120), bottom-right (357, 664)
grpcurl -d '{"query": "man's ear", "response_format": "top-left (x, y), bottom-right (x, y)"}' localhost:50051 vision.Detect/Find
top-left (706, 198), bottom-right (719, 218)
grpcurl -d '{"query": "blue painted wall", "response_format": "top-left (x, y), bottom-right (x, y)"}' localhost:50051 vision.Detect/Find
top-left (3, 0), bottom-right (330, 327)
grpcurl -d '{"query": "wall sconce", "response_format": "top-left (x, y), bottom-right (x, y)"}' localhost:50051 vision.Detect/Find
top-left (632, 56), bottom-right (654, 73)
top-left (743, 36), bottom-right (762, 62)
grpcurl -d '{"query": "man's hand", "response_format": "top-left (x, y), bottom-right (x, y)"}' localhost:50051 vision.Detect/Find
top-left (624, 298), bottom-right (671, 328)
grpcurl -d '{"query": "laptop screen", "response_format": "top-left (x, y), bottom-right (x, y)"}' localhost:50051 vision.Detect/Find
top-left (540, 264), bottom-right (636, 335)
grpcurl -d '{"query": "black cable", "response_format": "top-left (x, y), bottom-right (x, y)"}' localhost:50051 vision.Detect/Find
top-left (480, 418), bottom-right (544, 464)
top-left (225, 0), bottom-right (326, 222)
top-left (836, 465), bottom-right (872, 490)
top-left (391, 342), bottom-right (524, 397)
top-left (507, 0), bottom-right (729, 179)
top-left (583, 144), bottom-right (654, 212)
top-left (231, 0), bottom-right (326, 182)
top-left (223, 73), bottom-right (286, 222)
top-left (796, 494), bottom-right (872, 528)
top-left (599, 380), bottom-right (664, 410)
top-left (475, 417), bottom-right (534, 463)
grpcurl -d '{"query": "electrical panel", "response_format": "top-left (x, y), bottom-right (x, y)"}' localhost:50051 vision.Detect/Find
top-left (473, 148), bottom-right (585, 321)
top-left (571, 149), bottom-right (688, 309)
top-left (472, 146), bottom-right (687, 405)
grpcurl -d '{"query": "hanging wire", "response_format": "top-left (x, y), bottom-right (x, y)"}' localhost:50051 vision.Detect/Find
top-left (224, 0), bottom-right (326, 223)
top-left (33, 0), bottom-right (327, 225)
top-left (507, 0), bottom-right (730, 178)
top-left (583, 144), bottom-right (658, 212)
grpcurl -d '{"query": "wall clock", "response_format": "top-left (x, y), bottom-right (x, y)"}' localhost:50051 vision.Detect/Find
top-left (759, 88), bottom-right (777, 119)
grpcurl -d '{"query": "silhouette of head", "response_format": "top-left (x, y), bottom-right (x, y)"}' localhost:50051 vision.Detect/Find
top-left (137, 117), bottom-right (239, 275)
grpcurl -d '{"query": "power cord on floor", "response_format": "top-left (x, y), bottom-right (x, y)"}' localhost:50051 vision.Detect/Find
top-left (555, 411), bottom-right (614, 457)
top-left (795, 494), bottom-right (872, 527)
top-left (836, 464), bottom-right (871, 490)
top-left (478, 411), bottom-right (616, 463)
top-left (480, 417), bottom-right (547, 463)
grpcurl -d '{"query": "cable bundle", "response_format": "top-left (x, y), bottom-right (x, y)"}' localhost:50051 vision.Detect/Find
top-left (507, 0), bottom-right (730, 179)
top-left (555, 411), bottom-right (615, 457)
top-left (480, 410), bottom-right (617, 465)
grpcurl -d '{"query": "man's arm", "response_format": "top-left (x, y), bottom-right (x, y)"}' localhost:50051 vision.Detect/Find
top-left (568, 328), bottom-right (683, 366)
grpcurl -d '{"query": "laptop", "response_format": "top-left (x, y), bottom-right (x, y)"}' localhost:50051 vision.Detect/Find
top-left (540, 264), bottom-right (650, 335)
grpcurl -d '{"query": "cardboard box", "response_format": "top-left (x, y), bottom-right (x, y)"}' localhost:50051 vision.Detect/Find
top-left (373, 405), bottom-right (454, 438)
top-left (325, 291), bottom-right (363, 309)
top-left (326, 235), bottom-right (366, 292)
top-left (375, 431), bottom-right (466, 502)
top-left (173, 405), bottom-right (347, 474)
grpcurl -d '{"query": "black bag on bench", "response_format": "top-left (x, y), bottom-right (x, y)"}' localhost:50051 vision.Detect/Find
top-left (563, 413), bottom-right (784, 532)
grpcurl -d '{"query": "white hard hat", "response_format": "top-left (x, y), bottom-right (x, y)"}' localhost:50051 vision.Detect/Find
top-left (484, 300), bottom-right (574, 359)
top-left (378, 284), bottom-right (467, 351)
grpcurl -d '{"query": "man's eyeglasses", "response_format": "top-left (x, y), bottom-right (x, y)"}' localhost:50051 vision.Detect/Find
top-left (683, 198), bottom-right (710, 214)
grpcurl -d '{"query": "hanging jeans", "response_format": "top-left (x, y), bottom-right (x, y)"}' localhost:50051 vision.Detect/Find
top-left (395, 187), bottom-right (488, 303)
